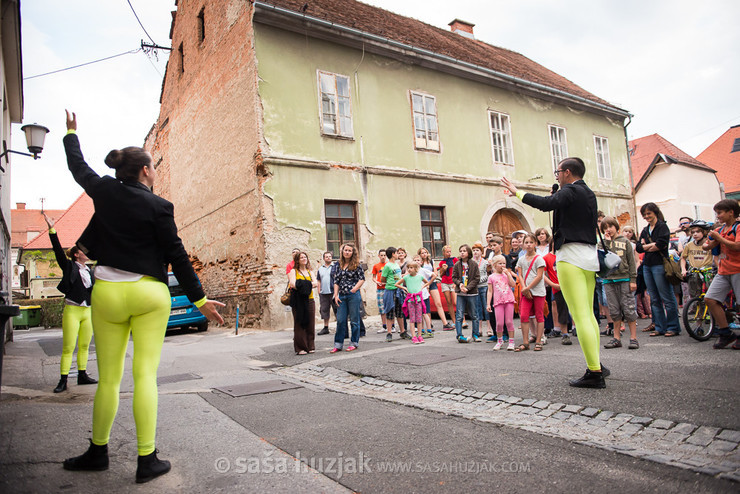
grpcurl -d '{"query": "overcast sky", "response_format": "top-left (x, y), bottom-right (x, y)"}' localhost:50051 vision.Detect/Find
top-left (12, 0), bottom-right (740, 210)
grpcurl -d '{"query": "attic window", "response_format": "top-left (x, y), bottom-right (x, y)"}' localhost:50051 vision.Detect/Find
top-left (732, 138), bottom-right (740, 153)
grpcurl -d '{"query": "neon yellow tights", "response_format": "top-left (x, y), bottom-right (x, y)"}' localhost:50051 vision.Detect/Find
top-left (557, 261), bottom-right (601, 371)
top-left (90, 278), bottom-right (171, 456)
top-left (60, 305), bottom-right (93, 375)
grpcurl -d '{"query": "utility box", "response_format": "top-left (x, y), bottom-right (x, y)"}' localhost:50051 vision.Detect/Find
top-left (13, 305), bottom-right (41, 328)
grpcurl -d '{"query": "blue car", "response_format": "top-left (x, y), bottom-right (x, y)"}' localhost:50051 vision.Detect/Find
top-left (167, 273), bottom-right (208, 332)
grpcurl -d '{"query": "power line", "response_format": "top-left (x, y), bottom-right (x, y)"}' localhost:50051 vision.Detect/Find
top-left (126, 0), bottom-right (156, 44)
top-left (23, 49), bottom-right (141, 80)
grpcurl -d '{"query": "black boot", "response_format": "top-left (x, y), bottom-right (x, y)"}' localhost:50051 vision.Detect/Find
top-left (77, 370), bottom-right (98, 385)
top-left (601, 364), bottom-right (610, 377)
top-left (136, 450), bottom-right (171, 483)
top-left (63, 440), bottom-right (109, 471)
top-left (54, 375), bottom-right (68, 393)
top-left (569, 369), bottom-right (606, 389)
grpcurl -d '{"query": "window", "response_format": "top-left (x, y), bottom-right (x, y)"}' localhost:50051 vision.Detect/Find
top-left (318, 71), bottom-right (353, 138)
top-left (410, 92), bottom-right (439, 151)
top-left (488, 111), bottom-right (514, 165)
top-left (548, 125), bottom-right (567, 171)
top-left (594, 135), bottom-right (611, 179)
top-left (420, 206), bottom-right (446, 259)
top-left (325, 201), bottom-right (358, 258)
top-left (178, 42), bottom-right (184, 75)
top-left (197, 8), bottom-right (205, 44)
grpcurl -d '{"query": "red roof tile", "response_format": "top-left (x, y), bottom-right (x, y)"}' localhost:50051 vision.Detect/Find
top-left (628, 134), bottom-right (714, 186)
top-left (697, 125), bottom-right (740, 195)
top-left (11, 208), bottom-right (65, 248)
top-left (22, 193), bottom-right (94, 250)
top-left (257, 0), bottom-right (625, 113)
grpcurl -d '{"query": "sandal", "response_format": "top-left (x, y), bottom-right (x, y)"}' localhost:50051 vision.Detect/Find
top-left (642, 323), bottom-right (655, 332)
top-left (514, 344), bottom-right (530, 352)
top-left (533, 343), bottom-right (543, 351)
top-left (649, 331), bottom-right (663, 337)
top-left (297, 350), bottom-right (308, 355)
top-left (664, 332), bottom-right (678, 337)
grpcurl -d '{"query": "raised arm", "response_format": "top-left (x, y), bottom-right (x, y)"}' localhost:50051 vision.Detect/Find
top-left (44, 213), bottom-right (70, 271)
top-left (62, 110), bottom-right (103, 194)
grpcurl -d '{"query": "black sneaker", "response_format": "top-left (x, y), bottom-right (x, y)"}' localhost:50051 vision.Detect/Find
top-left (601, 365), bottom-right (610, 378)
top-left (385, 333), bottom-right (392, 342)
top-left (549, 331), bottom-right (562, 338)
top-left (569, 369), bottom-right (606, 389)
top-left (77, 370), bottom-right (98, 385)
top-left (63, 440), bottom-right (109, 471)
top-left (713, 333), bottom-right (737, 349)
top-left (603, 338), bottom-right (622, 349)
top-left (317, 327), bottom-right (330, 335)
top-left (399, 331), bottom-right (413, 340)
top-left (136, 450), bottom-right (171, 483)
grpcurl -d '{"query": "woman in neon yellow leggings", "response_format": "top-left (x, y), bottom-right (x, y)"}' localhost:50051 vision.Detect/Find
top-left (502, 157), bottom-right (609, 388)
top-left (61, 111), bottom-right (224, 483)
top-left (44, 213), bottom-right (98, 393)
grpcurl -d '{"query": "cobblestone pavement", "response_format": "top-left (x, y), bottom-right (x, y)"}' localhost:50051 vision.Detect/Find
top-left (278, 363), bottom-right (740, 483)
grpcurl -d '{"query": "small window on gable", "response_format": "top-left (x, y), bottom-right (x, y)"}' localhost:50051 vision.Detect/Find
top-left (410, 91), bottom-right (440, 151)
top-left (488, 110), bottom-right (514, 165)
top-left (594, 135), bottom-right (611, 179)
top-left (178, 42), bottom-right (184, 75)
top-left (318, 71), bottom-right (353, 138)
top-left (548, 125), bottom-right (567, 171)
top-left (197, 8), bottom-right (205, 44)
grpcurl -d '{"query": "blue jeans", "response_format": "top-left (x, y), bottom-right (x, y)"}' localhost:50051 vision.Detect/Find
top-left (335, 291), bottom-right (361, 348)
top-left (642, 263), bottom-right (680, 334)
top-left (455, 295), bottom-right (479, 338)
top-left (476, 286), bottom-right (488, 322)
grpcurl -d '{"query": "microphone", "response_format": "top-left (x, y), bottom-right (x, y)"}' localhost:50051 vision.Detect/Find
top-left (551, 183), bottom-right (559, 194)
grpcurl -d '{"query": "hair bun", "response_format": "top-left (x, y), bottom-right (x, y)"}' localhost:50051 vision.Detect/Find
top-left (104, 149), bottom-right (124, 169)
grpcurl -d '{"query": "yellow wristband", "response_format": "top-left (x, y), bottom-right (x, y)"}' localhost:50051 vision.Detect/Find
top-left (194, 297), bottom-right (207, 308)
top-left (515, 191), bottom-right (525, 200)
top-left (49, 227), bottom-right (56, 234)
top-left (66, 129), bottom-right (76, 135)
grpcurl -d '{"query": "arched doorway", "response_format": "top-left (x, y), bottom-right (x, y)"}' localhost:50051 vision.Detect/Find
top-left (488, 209), bottom-right (525, 254)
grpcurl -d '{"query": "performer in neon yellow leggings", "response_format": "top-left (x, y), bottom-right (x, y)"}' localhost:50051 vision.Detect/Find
top-left (61, 111), bottom-right (224, 483)
top-left (502, 157), bottom-right (609, 388)
top-left (44, 214), bottom-right (98, 393)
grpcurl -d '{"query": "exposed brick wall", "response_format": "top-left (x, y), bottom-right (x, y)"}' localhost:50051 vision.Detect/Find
top-left (144, 0), bottom-right (280, 328)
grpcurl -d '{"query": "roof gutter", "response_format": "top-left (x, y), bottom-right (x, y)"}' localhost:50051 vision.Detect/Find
top-left (253, 1), bottom-right (631, 119)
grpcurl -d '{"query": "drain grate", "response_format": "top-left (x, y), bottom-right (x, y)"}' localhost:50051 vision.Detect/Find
top-left (388, 353), bottom-right (465, 366)
top-left (158, 372), bottom-right (202, 385)
top-left (213, 379), bottom-right (302, 397)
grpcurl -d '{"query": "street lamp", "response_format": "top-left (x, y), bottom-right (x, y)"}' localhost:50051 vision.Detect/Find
top-left (0, 123), bottom-right (50, 170)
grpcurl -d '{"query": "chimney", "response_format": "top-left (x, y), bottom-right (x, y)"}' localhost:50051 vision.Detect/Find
top-left (16, 202), bottom-right (25, 210)
top-left (448, 19), bottom-right (475, 39)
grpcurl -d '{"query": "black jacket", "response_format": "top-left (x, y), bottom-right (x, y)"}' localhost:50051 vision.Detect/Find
top-left (64, 133), bottom-right (205, 303)
top-left (50, 231), bottom-right (93, 305)
top-left (635, 221), bottom-right (670, 267)
top-left (522, 180), bottom-right (597, 250)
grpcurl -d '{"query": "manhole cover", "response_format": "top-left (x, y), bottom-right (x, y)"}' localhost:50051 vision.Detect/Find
top-left (158, 372), bottom-right (202, 385)
top-left (388, 353), bottom-right (465, 366)
top-left (213, 379), bottom-right (302, 397)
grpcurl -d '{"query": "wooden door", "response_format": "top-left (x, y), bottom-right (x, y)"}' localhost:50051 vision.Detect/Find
top-left (488, 209), bottom-right (524, 254)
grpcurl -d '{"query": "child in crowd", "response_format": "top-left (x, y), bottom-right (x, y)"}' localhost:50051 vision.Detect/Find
top-left (380, 247), bottom-right (411, 342)
top-left (437, 245), bottom-right (458, 329)
top-left (413, 254), bottom-right (436, 338)
top-left (484, 233), bottom-right (503, 262)
top-left (515, 234), bottom-right (546, 351)
top-left (535, 228), bottom-right (551, 256)
top-left (486, 255), bottom-right (516, 350)
top-left (472, 242), bottom-right (491, 340)
top-left (452, 244), bottom-right (480, 343)
top-left (543, 241), bottom-right (573, 345)
top-left (703, 199), bottom-right (740, 349)
top-left (396, 261), bottom-right (432, 344)
top-left (680, 221), bottom-right (714, 302)
top-left (372, 249), bottom-right (389, 333)
top-left (600, 217), bottom-right (639, 350)
top-left (418, 247), bottom-right (448, 330)
top-left (316, 251), bottom-right (337, 335)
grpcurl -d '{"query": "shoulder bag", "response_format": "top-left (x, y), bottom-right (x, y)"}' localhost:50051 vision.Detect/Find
top-left (280, 282), bottom-right (292, 305)
top-left (647, 230), bottom-right (682, 286)
top-left (597, 230), bottom-right (622, 278)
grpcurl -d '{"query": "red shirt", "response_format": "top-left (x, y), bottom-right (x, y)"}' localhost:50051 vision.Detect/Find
top-left (372, 262), bottom-right (386, 289)
top-left (543, 252), bottom-right (559, 292)
top-left (285, 261), bottom-right (294, 274)
top-left (437, 257), bottom-right (458, 284)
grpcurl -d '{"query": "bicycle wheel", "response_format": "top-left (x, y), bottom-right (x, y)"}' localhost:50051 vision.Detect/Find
top-left (683, 297), bottom-right (713, 341)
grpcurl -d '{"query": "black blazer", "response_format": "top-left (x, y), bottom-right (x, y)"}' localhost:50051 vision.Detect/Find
top-left (635, 220), bottom-right (670, 267)
top-left (64, 133), bottom-right (205, 303)
top-left (521, 180), bottom-right (598, 250)
top-left (50, 231), bottom-right (93, 305)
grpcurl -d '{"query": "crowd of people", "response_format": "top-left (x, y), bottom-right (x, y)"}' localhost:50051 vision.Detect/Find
top-left (287, 158), bottom-right (740, 389)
